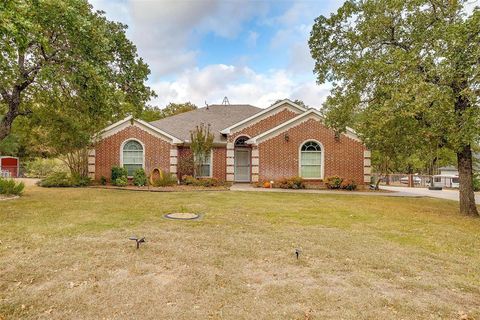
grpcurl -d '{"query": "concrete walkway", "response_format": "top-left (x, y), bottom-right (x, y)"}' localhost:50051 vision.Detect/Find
top-left (381, 185), bottom-right (480, 202)
top-left (230, 183), bottom-right (420, 197)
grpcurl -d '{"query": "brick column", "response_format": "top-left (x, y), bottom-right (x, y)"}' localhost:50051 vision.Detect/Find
top-left (169, 147), bottom-right (178, 176)
top-left (363, 150), bottom-right (371, 183)
top-left (251, 146), bottom-right (259, 182)
top-left (226, 142), bottom-right (235, 182)
top-left (88, 149), bottom-right (96, 180)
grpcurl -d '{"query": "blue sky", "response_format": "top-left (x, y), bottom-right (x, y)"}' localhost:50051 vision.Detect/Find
top-left (90, 0), bottom-right (345, 108)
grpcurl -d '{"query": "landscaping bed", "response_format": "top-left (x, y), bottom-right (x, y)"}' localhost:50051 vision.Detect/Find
top-left (90, 184), bottom-right (230, 192)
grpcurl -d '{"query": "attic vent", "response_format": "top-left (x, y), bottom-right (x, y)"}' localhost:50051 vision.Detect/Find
top-left (222, 96), bottom-right (230, 105)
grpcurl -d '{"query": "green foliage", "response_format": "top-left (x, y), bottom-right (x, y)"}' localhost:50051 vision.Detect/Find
top-left (0, 178), bottom-right (25, 195)
top-left (114, 176), bottom-right (128, 187)
top-left (275, 177), bottom-right (306, 189)
top-left (111, 166), bottom-right (128, 182)
top-left (151, 171), bottom-right (177, 187)
top-left (100, 176), bottom-right (107, 186)
top-left (0, 0), bottom-right (154, 156)
top-left (340, 179), bottom-right (357, 191)
top-left (140, 102), bottom-right (197, 122)
top-left (182, 175), bottom-right (220, 187)
top-left (190, 123), bottom-right (214, 178)
top-left (38, 172), bottom-right (74, 188)
top-left (71, 174), bottom-right (91, 187)
top-left (133, 168), bottom-right (147, 186)
top-left (38, 171), bottom-right (90, 188)
top-left (473, 174), bottom-right (480, 192)
top-left (309, 0), bottom-right (480, 214)
top-left (325, 176), bottom-right (343, 189)
top-left (24, 158), bottom-right (68, 178)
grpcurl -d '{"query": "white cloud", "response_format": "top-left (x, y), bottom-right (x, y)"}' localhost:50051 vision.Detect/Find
top-left (149, 64), bottom-right (330, 109)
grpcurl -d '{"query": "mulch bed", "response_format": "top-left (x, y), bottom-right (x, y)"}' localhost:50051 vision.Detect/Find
top-left (89, 185), bottom-right (230, 192)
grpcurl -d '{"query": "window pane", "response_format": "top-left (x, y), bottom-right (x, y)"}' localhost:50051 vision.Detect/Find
top-left (123, 140), bottom-right (143, 176)
top-left (301, 165), bottom-right (321, 178)
top-left (301, 152), bottom-right (321, 165)
top-left (124, 164), bottom-right (142, 177)
top-left (301, 151), bottom-right (321, 178)
top-left (200, 164), bottom-right (210, 177)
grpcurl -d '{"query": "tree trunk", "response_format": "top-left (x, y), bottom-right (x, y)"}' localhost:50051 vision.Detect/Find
top-left (457, 144), bottom-right (479, 216)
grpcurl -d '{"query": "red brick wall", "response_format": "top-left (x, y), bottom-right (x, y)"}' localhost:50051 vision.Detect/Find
top-left (228, 106), bottom-right (298, 142)
top-left (95, 125), bottom-right (171, 181)
top-left (177, 146), bottom-right (226, 181)
top-left (258, 118), bottom-right (365, 185)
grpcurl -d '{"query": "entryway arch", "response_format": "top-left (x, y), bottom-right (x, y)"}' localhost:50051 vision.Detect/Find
top-left (234, 136), bottom-right (251, 182)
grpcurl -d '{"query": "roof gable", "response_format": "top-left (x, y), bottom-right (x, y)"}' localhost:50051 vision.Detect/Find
top-left (247, 109), bottom-right (360, 144)
top-left (220, 99), bottom-right (307, 135)
top-left (99, 115), bottom-right (183, 144)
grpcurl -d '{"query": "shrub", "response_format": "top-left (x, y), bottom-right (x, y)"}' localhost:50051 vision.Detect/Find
top-left (275, 177), bottom-right (305, 189)
top-left (325, 176), bottom-right (343, 189)
top-left (100, 176), bottom-right (107, 185)
top-left (111, 166), bottom-right (128, 182)
top-left (182, 175), bottom-right (220, 187)
top-left (151, 170), bottom-right (177, 187)
top-left (114, 176), bottom-right (128, 187)
top-left (133, 168), bottom-right (147, 186)
top-left (24, 158), bottom-right (68, 178)
top-left (340, 179), bottom-right (357, 191)
top-left (38, 172), bottom-right (73, 187)
top-left (71, 174), bottom-right (91, 187)
top-left (0, 178), bottom-right (25, 195)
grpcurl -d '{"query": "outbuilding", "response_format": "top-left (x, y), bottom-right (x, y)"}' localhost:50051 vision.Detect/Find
top-left (0, 156), bottom-right (19, 178)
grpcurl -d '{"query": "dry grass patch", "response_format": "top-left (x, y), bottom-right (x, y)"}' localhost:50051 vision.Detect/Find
top-left (0, 187), bottom-right (479, 319)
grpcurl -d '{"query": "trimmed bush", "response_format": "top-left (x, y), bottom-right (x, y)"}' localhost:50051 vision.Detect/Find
top-left (325, 176), bottom-right (343, 189)
top-left (38, 172), bottom-right (73, 187)
top-left (182, 175), bottom-right (220, 187)
top-left (275, 177), bottom-right (305, 189)
top-left (151, 170), bottom-right (177, 187)
top-left (111, 166), bottom-right (128, 182)
top-left (0, 178), bottom-right (25, 195)
top-left (114, 176), bottom-right (128, 187)
top-left (340, 179), bottom-right (357, 191)
top-left (100, 176), bottom-right (107, 185)
top-left (133, 168), bottom-right (147, 186)
top-left (71, 174), bottom-right (91, 187)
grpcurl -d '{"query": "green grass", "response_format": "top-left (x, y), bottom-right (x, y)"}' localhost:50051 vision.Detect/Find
top-left (1, 187), bottom-right (479, 319)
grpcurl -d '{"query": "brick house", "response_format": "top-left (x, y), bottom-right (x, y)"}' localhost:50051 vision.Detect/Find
top-left (90, 99), bottom-right (371, 185)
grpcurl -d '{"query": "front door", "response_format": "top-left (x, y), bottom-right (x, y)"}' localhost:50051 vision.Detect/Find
top-left (234, 149), bottom-right (251, 182)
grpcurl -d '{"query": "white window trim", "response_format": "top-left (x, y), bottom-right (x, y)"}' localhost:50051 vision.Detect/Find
top-left (195, 149), bottom-right (213, 178)
top-left (120, 138), bottom-right (145, 177)
top-left (298, 139), bottom-right (324, 180)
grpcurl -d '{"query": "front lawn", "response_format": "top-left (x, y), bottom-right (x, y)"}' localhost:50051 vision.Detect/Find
top-left (0, 187), bottom-right (479, 319)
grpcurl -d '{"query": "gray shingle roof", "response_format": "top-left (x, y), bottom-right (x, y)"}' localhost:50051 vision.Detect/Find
top-left (149, 104), bottom-right (261, 143)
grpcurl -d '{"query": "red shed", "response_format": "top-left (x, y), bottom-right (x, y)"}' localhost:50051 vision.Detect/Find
top-left (0, 156), bottom-right (19, 178)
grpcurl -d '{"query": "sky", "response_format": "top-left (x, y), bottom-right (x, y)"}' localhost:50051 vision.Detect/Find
top-left (89, 0), bottom-right (345, 109)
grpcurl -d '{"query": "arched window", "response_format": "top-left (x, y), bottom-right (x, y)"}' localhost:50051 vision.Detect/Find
top-left (300, 141), bottom-right (322, 179)
top-left (122, 140), bottom-right (144, 176)
top-left (235, 136), bottom-right (249, 147)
